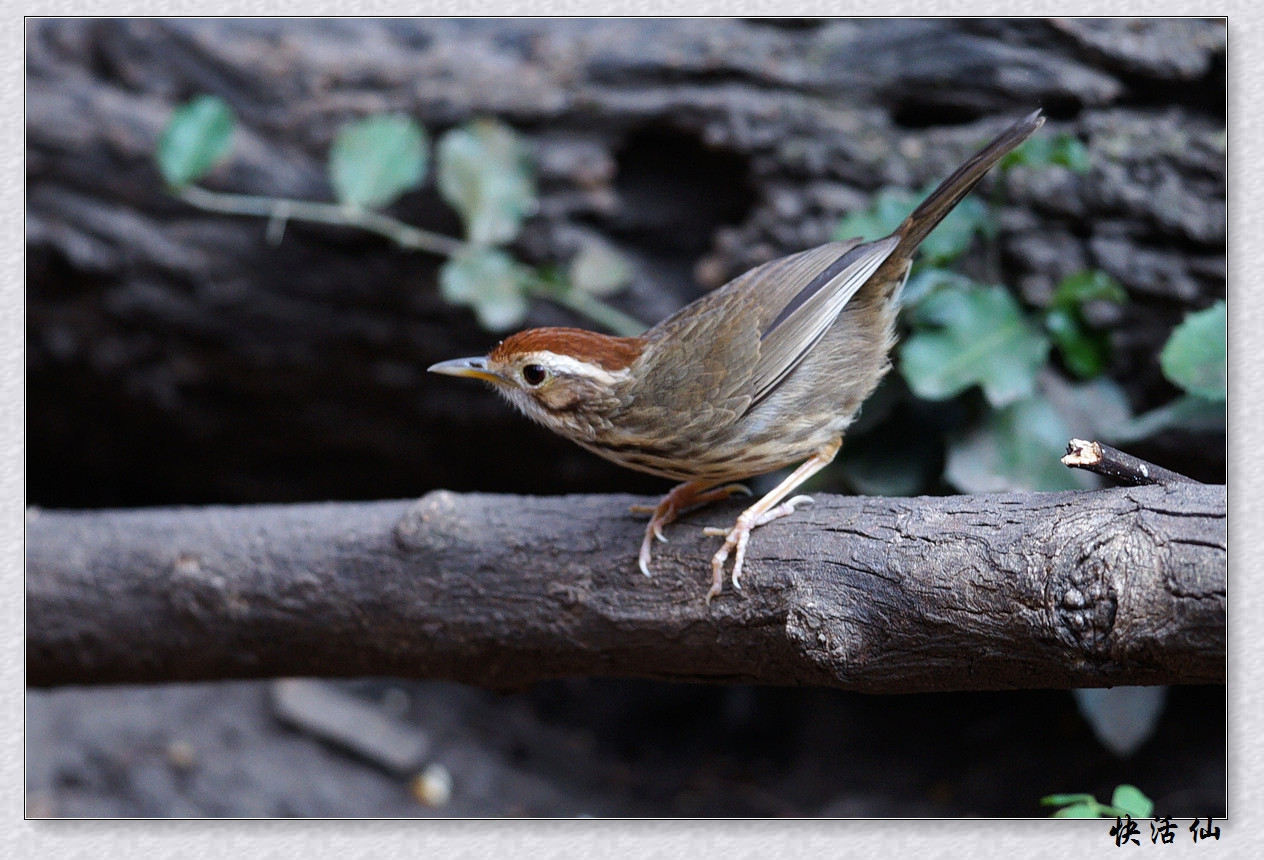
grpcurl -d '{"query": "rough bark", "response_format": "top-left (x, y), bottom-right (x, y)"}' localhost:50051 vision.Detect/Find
top-left (27, 484), bottom-right (1225, 691)
top-left (26, 19), bottom-right (1226, 507)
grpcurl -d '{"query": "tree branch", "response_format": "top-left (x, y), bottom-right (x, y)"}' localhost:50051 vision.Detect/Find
top-left (26, 485), bottom-right (1224, 691)
top-left (1063, 438), bottom-right (1200, 486)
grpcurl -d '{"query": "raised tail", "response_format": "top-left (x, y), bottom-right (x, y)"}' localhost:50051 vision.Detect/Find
top-left (892, 109), bottom-right (1044, 255)
top-left (859, 109), bottom-right (1044, 304)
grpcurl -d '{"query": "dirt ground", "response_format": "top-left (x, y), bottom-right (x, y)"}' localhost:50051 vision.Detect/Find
top-left (26, 677), bottom-right (1224, 818)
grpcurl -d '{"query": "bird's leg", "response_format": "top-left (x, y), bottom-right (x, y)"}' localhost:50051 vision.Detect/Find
top-left (703, 438), bottom-right (841, 603)
top-left (634, 481), bottom-right (751, 577)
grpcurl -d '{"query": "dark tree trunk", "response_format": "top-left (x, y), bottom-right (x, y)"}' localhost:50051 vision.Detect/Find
top-left (26, 19), bottom-right (1226, 508)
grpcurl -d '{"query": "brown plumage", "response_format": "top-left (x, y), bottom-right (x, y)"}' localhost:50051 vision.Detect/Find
top-left (431, 110), bottom-right (1045, 602)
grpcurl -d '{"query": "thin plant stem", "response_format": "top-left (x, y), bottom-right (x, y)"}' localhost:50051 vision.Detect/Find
top-left (527, 279), bottom-right (648, 337)
top-left (175, 184), bottom-right (649, 336)
top-left (176, 185), bottom-right (464, 257)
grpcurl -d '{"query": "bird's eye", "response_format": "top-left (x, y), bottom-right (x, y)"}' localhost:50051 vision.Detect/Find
top-left (522, 364), bottom-right (548, 386)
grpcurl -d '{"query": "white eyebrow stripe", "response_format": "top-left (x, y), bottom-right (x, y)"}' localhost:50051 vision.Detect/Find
top-left (522, 351), bottom-right (633, 385)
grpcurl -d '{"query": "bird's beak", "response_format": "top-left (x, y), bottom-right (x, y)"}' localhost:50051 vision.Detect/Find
top-left (427, 356), bottom-right (504, 384)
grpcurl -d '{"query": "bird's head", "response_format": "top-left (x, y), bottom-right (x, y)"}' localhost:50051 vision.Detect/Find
top-left (428, 327), bottom-right (648, 439)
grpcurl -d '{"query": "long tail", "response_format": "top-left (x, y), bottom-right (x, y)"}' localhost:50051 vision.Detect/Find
top-left (890, 109), bottom-right (1045, 264)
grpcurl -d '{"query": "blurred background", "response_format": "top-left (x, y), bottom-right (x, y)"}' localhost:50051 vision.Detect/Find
top-left (26, 18), bottom-right (1224, 817)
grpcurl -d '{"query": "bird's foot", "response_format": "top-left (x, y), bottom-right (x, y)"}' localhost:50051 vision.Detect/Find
top-left (703, 495), bottom-right (814, 603)
top-left (635, 482), bottom-right (751, 577)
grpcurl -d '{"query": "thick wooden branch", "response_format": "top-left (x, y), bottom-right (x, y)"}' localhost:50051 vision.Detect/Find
top-left (27, 485), bottom-right (1224, 691)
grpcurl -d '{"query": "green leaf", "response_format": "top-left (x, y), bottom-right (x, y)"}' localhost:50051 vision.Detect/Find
top-left (568, 240), bottom-right (633, 297)
top-left (1052, 802), bottom-right (1108, 818)
top-left (1000, 133), bottom-right (1091, 173)
top-left (1044, 375), bottom-right (1135, 442)
top-left (919, 196), bottom-right (991, 266)
top-left (437, 119), bottom-right (536, 246)
top-left (157, 95), bottom-right (236, 188)
top-left (328, 114), bottom-right (428, 209)
top-left (1046, 307), bottom-right (1110, 379)
top-left (1044, 271), bottom-right (1127, 380)
top-left (527, 263), bottom-right (570, 299)
top-left (1112, 394), bottom-right (1224, 443)
top-left (833, 185), bottom-right (991, 266)
top-left (1051, 135), bottom-right (1092, 172)
top-left (1051, 270), bottom-right (1128, 310)
top-left (833, 188), bottom-right (913, 243)
top-left (1111, 785), bottom-right (1155, 819)
top-left (1160, 301), bottom-right (1226, 401)
top-left (901, 284), bottom-right (1050, 407)
top-left (945, 395), bottom-right (1094, 493)
top-left (898, 268), bottom-right (977, 309)
top-left (439, 248), bottom-right (530, 332)
top-left (1040, 793), bottom-right (1097, 807)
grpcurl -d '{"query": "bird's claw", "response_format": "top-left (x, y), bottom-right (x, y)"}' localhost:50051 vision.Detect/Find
top-left (704, 579), bottom-right (722, 605)
top-left (637, 482), bottom-right (756, 581)
top-left (706, 518), bottom-right (749, 603)
top-left (639, 507), bottom-right (671, 577)
top-left (704, 494), bottom-right (815, 603)
top-left (639, 481), bottom-right (801, 598)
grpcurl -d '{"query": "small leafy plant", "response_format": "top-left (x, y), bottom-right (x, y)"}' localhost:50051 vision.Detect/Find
top-left (832, 130), bottom-right (1224, 495)
top-left (999, 131), bottom-right (1092, 173)
top-left (1042, 784), bottom-right (1155, 819)
top-left (156, 95), bottom-right (645, 336)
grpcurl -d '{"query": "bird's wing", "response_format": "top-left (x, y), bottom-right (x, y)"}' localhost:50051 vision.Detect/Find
top-left (623, 238), bottom-right (895, 436)
top-left (743, 236), bottom-right (898, 411)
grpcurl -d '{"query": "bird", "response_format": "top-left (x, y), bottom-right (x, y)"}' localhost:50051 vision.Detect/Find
top-left (430, 110), bottom-right (1045, 603)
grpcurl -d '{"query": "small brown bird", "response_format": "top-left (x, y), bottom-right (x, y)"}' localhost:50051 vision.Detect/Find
top-left (431, 110), bottom-right (1044, 602)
